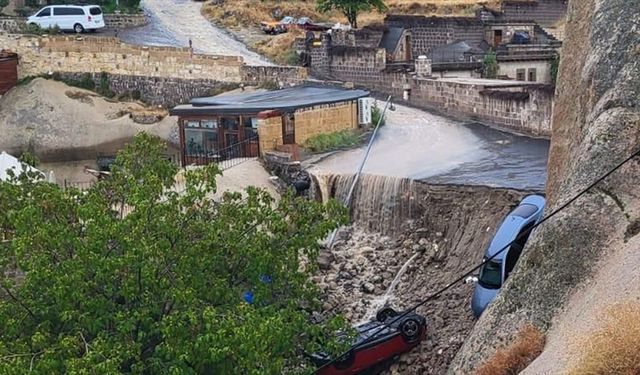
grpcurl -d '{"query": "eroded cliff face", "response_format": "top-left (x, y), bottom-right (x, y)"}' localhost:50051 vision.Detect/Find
top-left (450, 0), bottom-right (640, 373)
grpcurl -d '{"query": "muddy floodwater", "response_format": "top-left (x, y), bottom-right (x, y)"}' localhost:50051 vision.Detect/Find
top-left (313, 104), bottom-right (549, 191)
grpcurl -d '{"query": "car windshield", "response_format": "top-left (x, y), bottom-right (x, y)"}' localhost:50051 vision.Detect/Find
top-left (281, 17), bottom-right (294, 23)
top-left (89, 7), bottom-right (102, 15)
top-left (511, 203), bottom-right (538, 218)
top-left (478, 259), bottom-right (502, 289)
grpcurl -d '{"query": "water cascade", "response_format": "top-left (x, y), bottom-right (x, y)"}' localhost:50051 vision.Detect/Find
top-left (360, 251), bottom-right (422, 323)
top-left (310, 173), bottom-right (419, 235)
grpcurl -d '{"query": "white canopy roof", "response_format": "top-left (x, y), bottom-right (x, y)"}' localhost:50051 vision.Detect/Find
top-left (0, 151), bottom-right (44, 181)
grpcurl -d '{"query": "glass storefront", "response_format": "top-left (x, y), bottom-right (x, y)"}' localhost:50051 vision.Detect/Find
top-left (182, 116), bottom-right (259, 163)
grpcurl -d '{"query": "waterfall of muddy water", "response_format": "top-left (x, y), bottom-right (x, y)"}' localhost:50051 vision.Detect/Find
top-left (359, 251), bottom-right (422, 324)
top-left (311, 174), bottom-right (418, 235)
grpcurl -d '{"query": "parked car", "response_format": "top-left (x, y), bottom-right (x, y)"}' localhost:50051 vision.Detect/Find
top-left (27, 5), bottom-right (105, 33)
top-left (470, 195), bottom-right (545, 317)
top-left (309, 307), bottom-right (427, 375)
top-left (295, 17), bottom-right (331, 32)
top-left (260, 16), bottom-right (296, 34)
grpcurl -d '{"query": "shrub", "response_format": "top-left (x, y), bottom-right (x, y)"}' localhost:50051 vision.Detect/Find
top-left (474, 325), bottom-right (545, 375)
top-left (20, 22), bottom-right (44, 35)
top-left (97, 72), bottom-right (115, 98)
top-left (567, 303), bottom-right (640, 375)
top-left (550, 53), bottom-right (560, 85)
top-left (371, 104), bottom-right (386, 127)
top-left (257, 80), bottom-right (280, 90)
top-left (14, 7), bottom-right (33, 17)
top-left (47, 24), bottom-right (61, 35)
top-left (283, 48), bottom-right (301, 66)
top-left (303, 129), bottom-right (361, 153)
top-left (483, 51), bottom-right (499, 79)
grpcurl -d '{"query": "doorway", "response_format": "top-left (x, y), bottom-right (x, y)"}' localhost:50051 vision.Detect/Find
top-left (494, 30), bottom-right (503, 46)
top-left (404, 34), bottom-right (412, 61)
top-left (282, 113), bottom-right (295, 145)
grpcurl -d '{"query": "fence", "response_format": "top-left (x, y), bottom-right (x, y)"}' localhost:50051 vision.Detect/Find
top-left (60, 138), bottom-right (259, 193)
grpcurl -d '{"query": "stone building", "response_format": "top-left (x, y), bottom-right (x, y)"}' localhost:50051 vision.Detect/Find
top-left (169, 86), bottom-right (370, 166)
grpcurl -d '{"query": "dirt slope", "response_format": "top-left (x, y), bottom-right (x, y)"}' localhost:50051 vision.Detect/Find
top-left (450, 0), bottom-right (640, 373)
top-left (0, 78), bottom-right (177, 162)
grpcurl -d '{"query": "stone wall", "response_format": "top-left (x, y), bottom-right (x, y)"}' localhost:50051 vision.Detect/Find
top-left (257, 112), bottom-right (283, 154)
top-left (0, 17), bottom-right (22, 33)
top-left (2, 34), bottom-right (244, 80)
top-left (256, 100), bottom-right (359, 154)
top-left (0, 33), bottom-right (307, 105)
top-left (54, 72), bottom-right (238, 106)
top-left (406, 78), bottom-right (553, 137)
top-left (103, 13), bottom-right (148, 29)
top-left (0, 14), bottom-right (148, 32)
top-left (385, 15), bottom-right (484, 57)
top-left (241, 65), bottom-right (308, 87)
top-left (294, 101), bottom-right (358, 144)
top-left (327, 46), bottom-right (386, 81)
top-left (502, 0), bottom-right (568, 28)
top-left (307, 35), bottom-right (554, 138)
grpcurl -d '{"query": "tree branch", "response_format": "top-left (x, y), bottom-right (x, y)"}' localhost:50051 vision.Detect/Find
top-left (1, 284), bottom-right (36, 320)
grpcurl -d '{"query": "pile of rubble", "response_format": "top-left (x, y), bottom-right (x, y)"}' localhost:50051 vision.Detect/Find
top-left (314, 225), bottom-right (478, 374)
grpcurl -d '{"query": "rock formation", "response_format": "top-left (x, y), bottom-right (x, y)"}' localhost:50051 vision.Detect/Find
top-left (450, 0), bottom-right (640, 372)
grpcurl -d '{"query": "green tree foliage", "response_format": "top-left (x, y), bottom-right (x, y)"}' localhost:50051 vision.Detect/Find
top-left (0, 133), bottom-right (350, 373)
top-left (371, 104), bottom-right (386, 127)
top-left (550, 53), bottom-right (560, 85)
top-left (483, 51), bottom-right (499, 79)
top-left (316, 0), bottom-right (387, 29)
top-left (0, 0), bottom-right (9, 14)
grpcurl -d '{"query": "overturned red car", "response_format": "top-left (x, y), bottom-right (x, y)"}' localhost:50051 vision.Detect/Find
top-left (310, 308), bottom-right (427, 375)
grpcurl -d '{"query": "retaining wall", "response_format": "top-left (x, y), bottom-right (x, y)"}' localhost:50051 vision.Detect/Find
top-left (0, 33), bottom-right (307, 105)
top-left (103, 13), bottom-right (148, 29)
top-left (0, 17), bottom-right (22, 33)
top-left (0, 14), bottom-right (148, 32)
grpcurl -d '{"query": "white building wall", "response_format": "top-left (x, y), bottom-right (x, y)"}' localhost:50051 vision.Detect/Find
top-left (498, 60), bottom-right (552, 84)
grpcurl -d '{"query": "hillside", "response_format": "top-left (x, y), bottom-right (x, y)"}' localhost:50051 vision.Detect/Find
top-left (201, 0), bottom-right (500, 63)
top-left (202, 0), bottom-right (500, 29)
top-left (450, 0), bottom-right (640, 373)
top-left (0, 78), bottom-right (177, 162)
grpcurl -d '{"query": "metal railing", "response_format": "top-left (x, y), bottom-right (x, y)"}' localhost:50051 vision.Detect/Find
top-left (184, 136), bottom-right (260, 171)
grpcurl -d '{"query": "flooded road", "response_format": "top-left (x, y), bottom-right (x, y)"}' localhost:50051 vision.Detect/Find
top-left (313, 104), bottom-right (549, 191)
top-left (427, 124), bottom-right (549, 191)
top-left (118, 0), bottom-right (270, 65)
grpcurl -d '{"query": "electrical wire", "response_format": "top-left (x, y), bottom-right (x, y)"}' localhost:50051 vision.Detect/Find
top-left (313, 147), bottom-right (640, 373)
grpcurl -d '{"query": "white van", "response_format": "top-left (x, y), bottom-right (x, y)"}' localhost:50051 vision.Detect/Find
top-left (27, 5), bottom-right (105, 33)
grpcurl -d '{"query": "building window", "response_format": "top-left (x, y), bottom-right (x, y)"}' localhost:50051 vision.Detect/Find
top-left (516, 68), bottom-right (526, 81)
top-left (220, 116), bottom-right (239, 130)
top-left (243, 116), bottom-right (258, 139)
top-left (528, 68), bottom-right (537, 82)
top-left (184, 120), bottom-right (219, 157)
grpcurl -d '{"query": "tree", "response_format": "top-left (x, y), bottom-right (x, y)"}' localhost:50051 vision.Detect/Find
top-left (316, 0), bottom-right (387, 29)
top-left (0, 0), bottom-right (9, 15)
top-left (0, 133), bottom-right (350, 374)
top-left (483, 51), bottom-right (499, 79)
